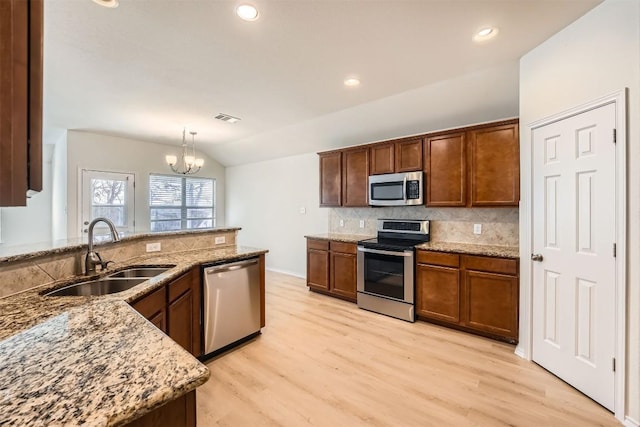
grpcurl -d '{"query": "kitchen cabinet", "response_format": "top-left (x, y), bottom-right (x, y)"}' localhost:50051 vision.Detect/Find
top-left (124, 390), bottom-right (195, 427)
top-left (319, 152), bottom-right (342, 207)
top-left (306, 238), bottom-right (357, 302)
top-left (424, 132), bottom-right (466, 206)
top-left (416, 250), bottom-right (519, 343)
top-left (0, 0), bottom-right (43, 206)
top-left (342, 147), bottom-right (369, 207)
top-left (468, 122), bottom-right (520, 206)
top-left (131, 268), bottom-right (202, 356)
top-left (369, 138), bottom-right (423, 175)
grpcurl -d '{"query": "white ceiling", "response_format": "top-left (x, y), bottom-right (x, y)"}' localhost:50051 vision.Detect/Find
top-left (43, 0), bottom-right (601, 166)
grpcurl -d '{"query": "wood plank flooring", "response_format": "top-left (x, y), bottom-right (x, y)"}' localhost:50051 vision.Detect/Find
top-left (196, 271), bottom-right (618, 426)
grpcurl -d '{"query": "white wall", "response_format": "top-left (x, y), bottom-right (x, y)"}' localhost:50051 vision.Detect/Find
top-left (0, 145), bottom-right (54, 246)
top-left (66, 131), bottom-right (226, 238)
top-left (225, 153), bottom-right (328, 277)
top-left (51, 132), bottom-right (68, 241)
top-left (519, 0), bottom-right (639, 422)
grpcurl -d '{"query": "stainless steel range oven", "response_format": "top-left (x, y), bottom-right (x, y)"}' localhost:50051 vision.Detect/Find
top-left (357, 219), bottom-right (430, 322)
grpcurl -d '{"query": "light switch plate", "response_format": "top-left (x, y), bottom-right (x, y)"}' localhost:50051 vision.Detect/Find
top-left (299, 207), bottom-right (306, 214)
top-left (473, 224), bottom-right (482, 235)
top-left (215, 236), bottom-right (226, 244)
top-left (146, 242), bottom-right (161, 252)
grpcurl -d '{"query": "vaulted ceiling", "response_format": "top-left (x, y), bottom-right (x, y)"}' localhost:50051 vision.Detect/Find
top-left (44, 0), bottom-right (601, 166)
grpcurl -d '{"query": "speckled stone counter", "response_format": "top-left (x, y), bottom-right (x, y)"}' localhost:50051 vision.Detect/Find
top-left (415, 241), bottom-right (519, 259)
top-left (0, 245), bottom-right (267, 426)
top-left (304, 233), bottom-right (374, 244)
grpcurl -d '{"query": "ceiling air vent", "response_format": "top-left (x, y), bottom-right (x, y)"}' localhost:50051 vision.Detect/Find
top-left (214, 113), bottom-right (241, 124)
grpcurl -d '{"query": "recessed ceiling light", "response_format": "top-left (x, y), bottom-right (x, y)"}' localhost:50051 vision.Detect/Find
top-left (91, 0), bottom-right (119, 8)
top-left (236, 4), bottom-right (259, 21)
top-left (473, 26), bottom-right (499, 42)
top-left (344, 77), bottom-right (360, 87)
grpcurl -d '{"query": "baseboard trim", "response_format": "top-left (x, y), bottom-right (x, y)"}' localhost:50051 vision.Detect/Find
top-left (266, 267), bottom-right (304, 279)
top-left (514, 345), bottom-right (527, 360)
top-left (624, 416), bottom-right (640, 427)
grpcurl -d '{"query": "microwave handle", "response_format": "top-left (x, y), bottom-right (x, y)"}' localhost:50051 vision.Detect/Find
top-left (402, 175), bottom-right (408, 201)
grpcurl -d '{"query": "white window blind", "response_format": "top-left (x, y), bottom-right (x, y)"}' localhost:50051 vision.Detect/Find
top-left (149, 174), bottom-right (215, 232)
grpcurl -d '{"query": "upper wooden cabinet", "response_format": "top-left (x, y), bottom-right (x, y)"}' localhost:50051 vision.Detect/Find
top-left (424, 132), bottom-right (466, 207)
top-left (0, 0), bottom-right (43, 206)
top-left (369, 143), bottom-right (395, 175)
top-left (342, 147), bottom-right (369, 207)
top-left (319, 152), bottom-right (342, 207)
top-left (395, 138), bottom-right (423, 172)
top-left (319, 148), bottom-right (368, 208)
top-left (370, 138), bottom-right (423, 175)
top-left (468, 122), bottom-right (520, 206)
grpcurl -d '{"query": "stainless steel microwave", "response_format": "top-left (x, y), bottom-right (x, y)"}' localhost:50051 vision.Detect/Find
top-left (368, 171), bottom-right (423, 206)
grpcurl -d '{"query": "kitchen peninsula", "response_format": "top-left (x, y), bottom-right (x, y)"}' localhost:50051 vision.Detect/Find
top-left (0, 227), bottom-right (268, 426)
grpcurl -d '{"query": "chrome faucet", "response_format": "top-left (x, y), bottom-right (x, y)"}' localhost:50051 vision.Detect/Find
top-left (85, 217), bottom-right (120, 275)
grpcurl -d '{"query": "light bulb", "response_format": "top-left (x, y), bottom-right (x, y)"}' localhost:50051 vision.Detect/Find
top-left (165, 155), bottom-right (177, 165)
top-left (195, 158), bottom-right (205, 167)
top-left (184, 155), bottom-right (195, 166)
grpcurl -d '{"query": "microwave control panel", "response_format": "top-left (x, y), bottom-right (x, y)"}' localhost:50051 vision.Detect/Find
top-left (407, 181), bottom-right (420, 199)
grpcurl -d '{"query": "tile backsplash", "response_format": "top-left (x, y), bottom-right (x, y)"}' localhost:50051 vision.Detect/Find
top-left (329, 207), bottom-right (518, 246)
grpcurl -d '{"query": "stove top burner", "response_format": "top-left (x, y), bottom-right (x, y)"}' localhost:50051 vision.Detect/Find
top-left (357, 219), bottom-right (430, 251)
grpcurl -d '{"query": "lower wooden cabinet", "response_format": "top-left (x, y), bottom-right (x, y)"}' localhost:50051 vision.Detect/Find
top-left (124, 390), bottom-right (196, 427)
top-left (416, 250), bottom-right (519, 343)
top-left (131, 267), bottom-right (202, 357)
top-left (306, 238), bottom-right (357, 302)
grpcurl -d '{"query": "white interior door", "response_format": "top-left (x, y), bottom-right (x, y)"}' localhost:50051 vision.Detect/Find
top-left (531, 103), bottom-right (616, 411)
top-left (81, 169), bottom-right (135, 235)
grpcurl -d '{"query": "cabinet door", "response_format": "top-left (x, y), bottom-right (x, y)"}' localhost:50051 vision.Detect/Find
top-left (0, 0), bottom-right (42, 206)
top-left (307, 248), bottom-right (329, 291)
top-left (424, 132), bottom-right (466, 206)
top-left (124, 390), bottom-right (196, 427)
top-left (132, 286), bottom-right (167, 333)
top-left (468, 122), bottom-right (519, 206)
top-left (395, 138), bottom-right (423, 172)
top-left (369, 143), bottom-right (395, 175)
top-left (342, 147), bottom-right (369, 207)
top-left (319, 152), bottom-right (342, 206)
top-left (463, 270), bottom-right (518, 340)
top-left (167, 269), bottom-right (201, 356)
top-left (416, 263), bottom-right (460, 323)
top-left (330, 251), bottom-right (357, 301)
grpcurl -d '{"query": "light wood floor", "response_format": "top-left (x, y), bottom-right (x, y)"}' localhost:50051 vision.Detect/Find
top-left (196, 271), bottom-right (618, 426)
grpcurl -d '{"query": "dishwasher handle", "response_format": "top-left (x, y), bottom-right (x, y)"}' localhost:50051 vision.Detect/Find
top-left (205, 258), bottom-right (259, 274)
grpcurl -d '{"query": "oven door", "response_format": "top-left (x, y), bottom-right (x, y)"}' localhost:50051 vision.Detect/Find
top-left (357, 246), bottom-right (414, 303)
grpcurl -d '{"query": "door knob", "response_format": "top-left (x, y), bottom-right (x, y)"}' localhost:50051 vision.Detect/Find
top-left (531, 254), bottom-right (544, 262)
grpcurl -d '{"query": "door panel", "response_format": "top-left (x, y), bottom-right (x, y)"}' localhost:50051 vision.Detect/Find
top-left (532, 103), bottom-right (616, 411)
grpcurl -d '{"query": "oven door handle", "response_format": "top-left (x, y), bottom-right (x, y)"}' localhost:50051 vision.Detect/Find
top-left (357, 246), bottom-right (413, 257)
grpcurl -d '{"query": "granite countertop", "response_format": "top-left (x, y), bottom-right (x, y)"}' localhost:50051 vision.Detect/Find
top-left (0, 245), bottom-right (268, 426)
top-left (304, 233), bottom-right (374, 244)
top-left (0, 226), bottom-right (241, 264)
top-left (415, 241), bottom-right (519, 259)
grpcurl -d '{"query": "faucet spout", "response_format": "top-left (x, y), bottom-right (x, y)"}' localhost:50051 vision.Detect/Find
top-left (85, 217), bottom-right (120, 275)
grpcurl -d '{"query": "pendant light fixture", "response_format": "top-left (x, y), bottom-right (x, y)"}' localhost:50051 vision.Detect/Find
top-left (165, 127), bottom-right (204, 175)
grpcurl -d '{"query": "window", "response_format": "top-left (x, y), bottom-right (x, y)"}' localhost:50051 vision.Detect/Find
top-left (149, 174), bottom-right (215, 232)
top-left (81, 170), bottom-right (135, 235)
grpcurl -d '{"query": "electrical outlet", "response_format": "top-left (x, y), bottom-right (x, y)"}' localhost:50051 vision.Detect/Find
top-left (359, 219), bottom-right (365, 228)
top-left (299, 207), bottom-right (306, 214)
top-left (215, 236), bottom-right (226, 244)
top-left (146, 242), bottom-right (161, 252)
top-left (473, 224), bottom-right (482, 235)
top-left (339, 219), bottom-right (344, 227)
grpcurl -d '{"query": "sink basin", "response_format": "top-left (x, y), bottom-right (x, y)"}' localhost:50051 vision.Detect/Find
top-left (108, 266), bottom-right (173, 278)
top-left (44, 278), bottom-right (148, 297)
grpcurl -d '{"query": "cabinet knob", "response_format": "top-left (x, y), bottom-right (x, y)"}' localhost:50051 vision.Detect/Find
top-left (531, 253), bottom-right (544, 262)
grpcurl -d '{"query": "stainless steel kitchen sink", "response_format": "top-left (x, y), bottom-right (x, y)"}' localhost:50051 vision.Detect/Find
top-left (44, 278), bottom-right (148, 297)
top-left (107, 266), bottom-right (173, 278)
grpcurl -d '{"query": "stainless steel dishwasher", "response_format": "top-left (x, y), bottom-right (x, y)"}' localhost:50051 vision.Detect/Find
top-left (203, 257), bottom-right (261, 357)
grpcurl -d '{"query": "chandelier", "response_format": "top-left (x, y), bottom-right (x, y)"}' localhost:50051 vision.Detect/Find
top-left (165, 128), bottom-right (204, 175)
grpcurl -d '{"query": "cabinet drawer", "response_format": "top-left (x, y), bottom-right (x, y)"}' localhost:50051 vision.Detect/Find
top-left (307, 239), bottom-right (329, 251)
top-left (330, 241), bottom-right (357, 254)
top-left (168, 270), bottom-right (194, 302)
top-left (463, 255), bottom-right (517, 275)
top-left (417, 251), bottom-right (460, 268)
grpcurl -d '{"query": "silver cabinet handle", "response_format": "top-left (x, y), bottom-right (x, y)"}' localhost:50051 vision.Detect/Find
top-left (206, 258), bottom-right (259, 274)
top-left (531, 254), bottom-right (544, 262)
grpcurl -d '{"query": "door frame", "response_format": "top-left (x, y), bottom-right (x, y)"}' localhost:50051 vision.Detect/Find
top-left (518, 89), bottom-right (627, 421)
